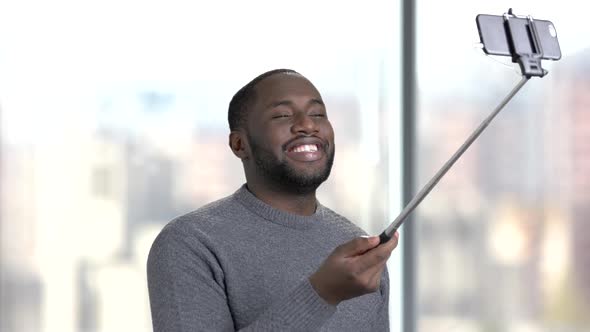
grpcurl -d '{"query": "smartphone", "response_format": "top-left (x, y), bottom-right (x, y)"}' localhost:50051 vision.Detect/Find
top-left (476, 14), bottom-right (561, 60)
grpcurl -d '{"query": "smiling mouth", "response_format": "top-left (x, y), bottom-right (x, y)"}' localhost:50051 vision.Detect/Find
top-left (285, 142), bottom-right (325, 162)
top-left (289, 144), bottom-right (319, 153)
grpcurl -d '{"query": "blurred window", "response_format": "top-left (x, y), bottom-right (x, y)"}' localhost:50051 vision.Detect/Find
top-left (415, 2), bottom-right (590, 331)
top-left (0, 1), bottom-right (403, 331)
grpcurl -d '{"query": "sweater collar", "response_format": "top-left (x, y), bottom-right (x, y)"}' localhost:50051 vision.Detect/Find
top-left (232, 184), bottom-right (325, 230)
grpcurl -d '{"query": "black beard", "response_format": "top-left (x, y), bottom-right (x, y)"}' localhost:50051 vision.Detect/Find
top-left (248, 135), bottom-right (334, 194)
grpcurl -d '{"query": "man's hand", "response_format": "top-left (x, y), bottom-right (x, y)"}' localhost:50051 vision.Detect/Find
top-left (309, 232), bottom-right (399, 306)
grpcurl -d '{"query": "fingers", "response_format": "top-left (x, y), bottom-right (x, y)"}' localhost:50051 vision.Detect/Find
top-left (382, 231), bottom-right (400, 251)
top-left (356, 232), bottom-right (399, 271)
top-left (310, 232), bottom-right (400, 304)
top-left (367, 265), bottom-right (386, 290)
top-left (334, 235), bottom-right (381, 257)
top-left (352, 258), bottom-right (389, 294)
top-left (354, 234), bottom-right (399, 292)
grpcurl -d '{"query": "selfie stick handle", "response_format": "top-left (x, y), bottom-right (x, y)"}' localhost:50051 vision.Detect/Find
top-left (379, 76), bottom-right (529, 244)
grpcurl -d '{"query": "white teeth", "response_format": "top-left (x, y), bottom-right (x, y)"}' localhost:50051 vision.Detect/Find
top-left (292, 144), bottom-right (318, 153)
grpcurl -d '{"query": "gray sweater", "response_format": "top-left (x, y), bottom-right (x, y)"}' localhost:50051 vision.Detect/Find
top-left (147, 185), bottom-right (389, 331)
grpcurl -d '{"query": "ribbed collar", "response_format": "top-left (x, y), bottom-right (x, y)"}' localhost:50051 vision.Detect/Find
top-left (232, 184), bottom-right (325, 230)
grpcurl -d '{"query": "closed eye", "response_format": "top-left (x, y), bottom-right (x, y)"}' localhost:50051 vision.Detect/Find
top-left (272, 114), bottom-right (291, 119)
top-left (310, 112), bottom-right (326, 117)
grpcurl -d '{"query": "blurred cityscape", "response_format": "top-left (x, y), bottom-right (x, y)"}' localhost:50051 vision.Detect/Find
top-left (0, 86), bottom-right (393, 331)
top-left (2, 50), bottom-right (589, 331)
top-left (415, 50), bottom-right (590, 332)
top-left (1, 1), bottom-right (589, 331)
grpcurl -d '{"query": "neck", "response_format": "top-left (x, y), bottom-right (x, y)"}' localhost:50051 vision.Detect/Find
top-left (245, 181), bottom-right (318, 216)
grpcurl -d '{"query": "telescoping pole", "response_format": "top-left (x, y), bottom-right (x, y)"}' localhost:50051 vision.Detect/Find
top-left (379, 76), bottom-right (530, 243)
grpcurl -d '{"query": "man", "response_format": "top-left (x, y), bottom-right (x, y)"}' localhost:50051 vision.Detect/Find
top-left (147, 69), bottom-right (399, 331)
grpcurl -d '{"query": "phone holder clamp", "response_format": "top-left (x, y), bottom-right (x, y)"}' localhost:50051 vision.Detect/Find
top-left (504, 8), bottom-right (548, 78)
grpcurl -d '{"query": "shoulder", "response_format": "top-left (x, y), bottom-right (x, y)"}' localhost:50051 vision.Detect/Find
top-left (316, 205), bottom-right (368, 238)
top-left (150, 193), bottom-right (248, 252)
top-left (146, 198), bottom-right (236, 295)
top-left (165, 193), bottom-right (246, 235)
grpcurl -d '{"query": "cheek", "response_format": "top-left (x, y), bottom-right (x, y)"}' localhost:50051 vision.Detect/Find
top-left (251, 127), bottom-right (288, 153)
top-left (323, 122), bottom-right (335, 143)
top-left (267, 124), bottom-right (292, 148)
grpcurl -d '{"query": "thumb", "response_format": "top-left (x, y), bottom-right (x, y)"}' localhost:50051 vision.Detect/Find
top-left (334, 236), bottom-right (380, 257)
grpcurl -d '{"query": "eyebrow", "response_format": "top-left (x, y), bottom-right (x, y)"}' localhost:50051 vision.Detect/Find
top-left (267, 98), bottom-right (325, 109)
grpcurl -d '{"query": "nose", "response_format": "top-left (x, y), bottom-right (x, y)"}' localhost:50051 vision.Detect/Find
top-left (291, 113), bottom-right (319, 135)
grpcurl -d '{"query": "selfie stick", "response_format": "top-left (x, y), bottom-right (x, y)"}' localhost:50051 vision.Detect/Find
top-left (379, 9), bottom-right (550, 244)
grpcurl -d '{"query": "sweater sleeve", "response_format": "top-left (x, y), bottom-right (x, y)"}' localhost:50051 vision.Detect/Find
top-left (147, 225), bottom-right (337, 332)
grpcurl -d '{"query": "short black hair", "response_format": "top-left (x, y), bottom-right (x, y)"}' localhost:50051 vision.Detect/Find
top-left (228, 69), bottom-right (300, 131)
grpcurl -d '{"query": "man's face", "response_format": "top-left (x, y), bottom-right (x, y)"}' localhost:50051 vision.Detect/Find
top-left (244, 73), bottom-right (335, 193)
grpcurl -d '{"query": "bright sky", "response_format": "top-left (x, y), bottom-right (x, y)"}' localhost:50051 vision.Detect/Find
top-left (1, 0), bottom-right (588, 143)
top-left (0, 0), bottom-right (398, 143)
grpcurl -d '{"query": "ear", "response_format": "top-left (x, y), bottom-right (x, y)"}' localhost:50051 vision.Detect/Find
top-left (229, 131), bottom-right (250, 160)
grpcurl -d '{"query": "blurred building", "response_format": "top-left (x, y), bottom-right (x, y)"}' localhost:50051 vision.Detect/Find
top-left (550, 49), bottom-right (590, 313)
top-left (0, 145), bottom-right (41, 332)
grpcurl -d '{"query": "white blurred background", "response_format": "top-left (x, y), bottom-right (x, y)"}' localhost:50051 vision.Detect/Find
top-left (0, 1), bottom-right (403, 331)
top-left (1, 0), bottom-right (590, 331)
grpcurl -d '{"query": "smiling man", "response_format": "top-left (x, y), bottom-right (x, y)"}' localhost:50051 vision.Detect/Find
top-left (147, 69), bottom-right (399, 331)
